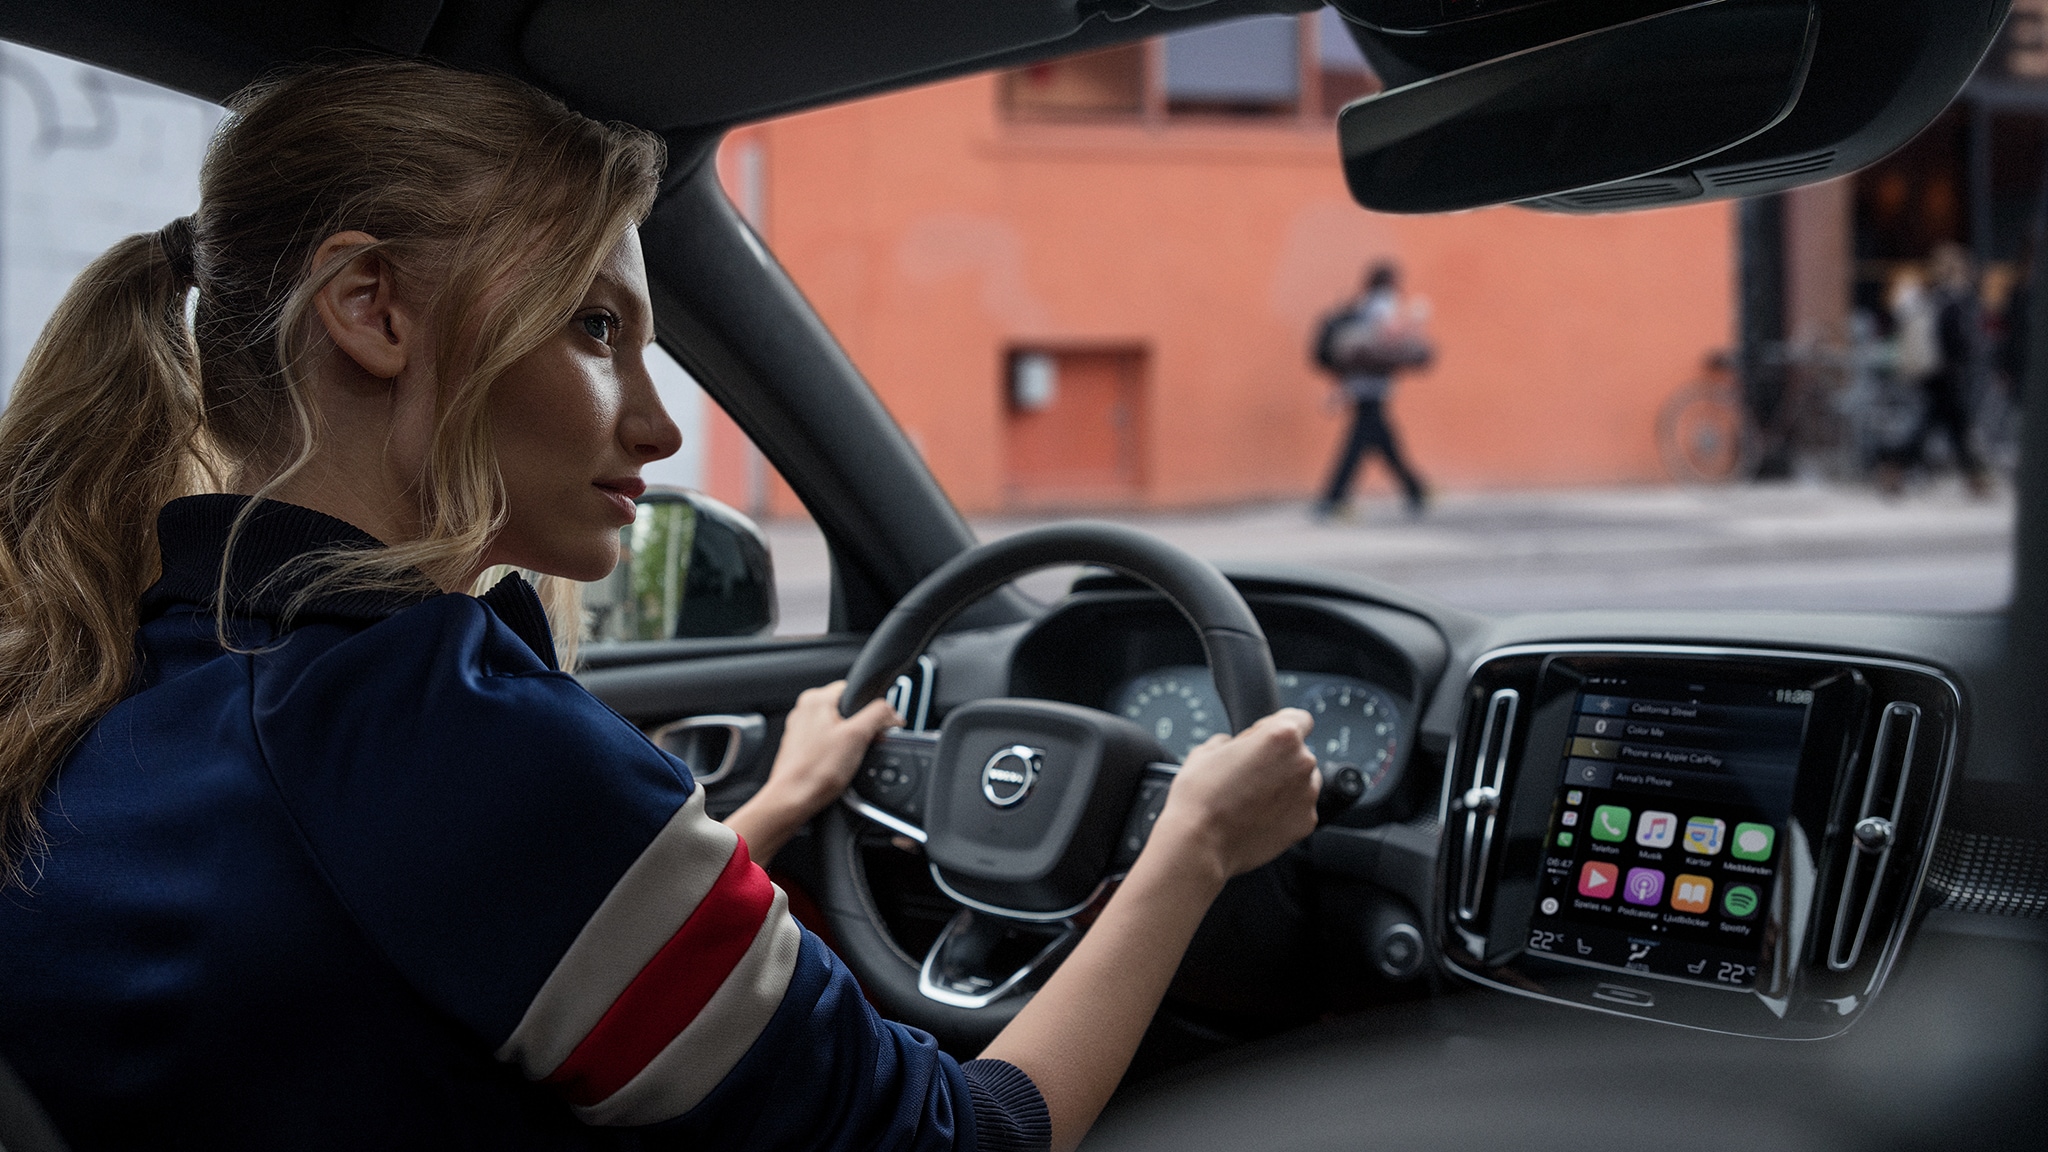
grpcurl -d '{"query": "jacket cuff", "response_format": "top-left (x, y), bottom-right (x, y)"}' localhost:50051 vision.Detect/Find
top-left (960, 1058), bottom-right (1051, 1152)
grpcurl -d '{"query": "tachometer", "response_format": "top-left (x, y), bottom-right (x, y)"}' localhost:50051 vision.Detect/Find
top-left (1113, 664), bottom-right (1222, 758)
top-left (1295, 678), bottom-right (1402, 798)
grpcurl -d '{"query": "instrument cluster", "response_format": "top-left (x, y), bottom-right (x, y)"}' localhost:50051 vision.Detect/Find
top-left (1111, 664), bottom-right (1405, 803)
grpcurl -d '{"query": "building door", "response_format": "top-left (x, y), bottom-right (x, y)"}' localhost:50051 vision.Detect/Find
top-left (1003, 348), bottom-right (1147, 508)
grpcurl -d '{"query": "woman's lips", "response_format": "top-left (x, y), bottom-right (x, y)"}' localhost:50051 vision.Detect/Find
top-left (594, 477), bottom-right (645, 521)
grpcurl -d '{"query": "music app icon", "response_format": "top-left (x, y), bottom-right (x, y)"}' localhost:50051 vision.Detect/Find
top-left (1635, 810), bottom-right (1677, 848)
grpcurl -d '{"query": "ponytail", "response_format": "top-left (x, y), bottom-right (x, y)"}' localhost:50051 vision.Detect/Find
top-left (0, 222), bottom-right (206, 887)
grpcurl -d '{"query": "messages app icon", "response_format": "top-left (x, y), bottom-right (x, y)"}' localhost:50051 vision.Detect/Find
top-left (1590, 805), bottom-right (1631, 842)
top-left (1732, 822), bottom-right (1776, 861)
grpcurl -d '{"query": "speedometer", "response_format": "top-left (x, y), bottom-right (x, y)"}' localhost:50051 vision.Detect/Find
top-left (1113, 664), bottom-right (1222, 758)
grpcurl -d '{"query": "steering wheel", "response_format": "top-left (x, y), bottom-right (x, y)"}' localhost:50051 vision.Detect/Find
top-left (816, 522), bottom-right (1280, 1043)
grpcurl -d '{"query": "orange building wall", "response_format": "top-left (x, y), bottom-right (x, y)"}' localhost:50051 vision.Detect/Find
top-left (725, 72), bottom-right (1735, 514)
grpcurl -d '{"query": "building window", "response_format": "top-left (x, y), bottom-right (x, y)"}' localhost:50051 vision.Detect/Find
top-left (1163, 16), bottom-right (1300, 115)
top-left (1315, 8), bottom-right (1379, 116)
top-left (1001, 43), bottom-right (1146, 118)
top-left (1000, 13), bottom-right (1380, 123)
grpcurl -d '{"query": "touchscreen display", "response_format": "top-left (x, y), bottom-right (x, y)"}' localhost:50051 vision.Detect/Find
top-left (1523, 674), bottom-right (1810, 989)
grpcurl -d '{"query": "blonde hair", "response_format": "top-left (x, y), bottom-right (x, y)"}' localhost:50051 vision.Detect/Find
top-left (0, 58), bottom-right (665, 885)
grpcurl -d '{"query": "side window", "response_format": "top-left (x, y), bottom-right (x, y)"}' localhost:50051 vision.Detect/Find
top-left (0, 43), bottom-right (220, 397)
top-left (0, 42), bottom-right (828, 639)
top-left (589, 345), bottom-right (830, 640)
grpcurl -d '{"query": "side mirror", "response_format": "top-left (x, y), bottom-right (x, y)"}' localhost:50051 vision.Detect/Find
top-left (586, 488), bottom-right (777, 642)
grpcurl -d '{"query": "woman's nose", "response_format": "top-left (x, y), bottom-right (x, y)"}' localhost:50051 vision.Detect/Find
top-left (621, 373), bottom-right (684, 462)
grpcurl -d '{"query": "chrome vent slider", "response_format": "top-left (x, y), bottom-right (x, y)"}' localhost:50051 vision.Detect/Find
top-left (1827, 701), bottom-right (1921, 972)
top-left (1454, 688), bottom-right (1519, 925)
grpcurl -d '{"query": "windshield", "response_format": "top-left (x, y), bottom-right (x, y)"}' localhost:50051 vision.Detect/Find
top-left (0, 30), bottom-right (2020, 636)
top-left (722, 11), bottom-right (2022, 627)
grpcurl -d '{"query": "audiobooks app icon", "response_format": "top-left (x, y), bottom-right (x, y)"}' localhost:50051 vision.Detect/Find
top-left (1671, 873), bottom-right (1714, 914)
top-left (1578, 861), bottom-right (1619, 900)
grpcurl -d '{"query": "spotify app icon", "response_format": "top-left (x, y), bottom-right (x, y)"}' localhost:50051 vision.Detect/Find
top-left (1723, 884), bottom-right (1760, 919)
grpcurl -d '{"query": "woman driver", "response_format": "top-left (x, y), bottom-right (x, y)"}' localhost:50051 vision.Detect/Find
top-left (0, 59), bottom-right (1320, 1151)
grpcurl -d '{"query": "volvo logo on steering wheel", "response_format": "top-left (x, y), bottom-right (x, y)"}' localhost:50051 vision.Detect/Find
top-left (980, 745), bottom-right (1043, 808)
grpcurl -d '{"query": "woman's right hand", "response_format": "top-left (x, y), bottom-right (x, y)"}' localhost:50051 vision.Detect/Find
top-left (1146, 708), bottom-right (1323, 885)
top-left (980, 708), bottom-right (1323, 1152)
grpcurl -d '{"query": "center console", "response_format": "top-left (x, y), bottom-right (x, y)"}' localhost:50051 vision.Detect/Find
top-left (1438, 644), bottom-right (1958, 1038)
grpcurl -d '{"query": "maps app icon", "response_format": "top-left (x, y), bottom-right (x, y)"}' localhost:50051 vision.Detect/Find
top-left (1684, 816), bottom-right (1726, 855)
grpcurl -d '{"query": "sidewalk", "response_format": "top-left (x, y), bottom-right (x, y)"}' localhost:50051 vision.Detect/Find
top-left (766, 479), bottom-right (2016, 634)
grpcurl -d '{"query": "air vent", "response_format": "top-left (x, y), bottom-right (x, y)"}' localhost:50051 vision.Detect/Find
top-left (1827, 702), bottom-right (1919, 970)
top-left (1531, 174), bottom-right (1702, 211)
top-left (1455, 688), bottom-right (1518, 923)
top-left (1702, 150), bottom-right (1837, 189)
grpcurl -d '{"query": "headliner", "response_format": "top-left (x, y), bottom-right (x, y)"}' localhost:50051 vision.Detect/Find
top-left (0, 0), bottom-right (1320, 135)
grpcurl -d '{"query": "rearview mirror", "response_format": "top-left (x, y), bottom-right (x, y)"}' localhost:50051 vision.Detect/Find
top-left (585, 489), bottom-right (777, 642)
top-left (1337, 0), bottom-right (1817, 214)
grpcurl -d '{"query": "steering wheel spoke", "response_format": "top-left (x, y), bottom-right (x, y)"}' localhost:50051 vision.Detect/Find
top-left (1110, 764), bottom-right (1179, 872)
top-left (918, 909), bottom-right (1079, 1009)
top-left (844, 728), bottom-right (939, 842)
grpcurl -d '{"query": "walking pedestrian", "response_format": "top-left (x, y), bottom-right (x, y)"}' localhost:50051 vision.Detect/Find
top-left (1311, 261), bottom-right (1431, 520)
top-left (1877, 243), bottom-right (1990, 496)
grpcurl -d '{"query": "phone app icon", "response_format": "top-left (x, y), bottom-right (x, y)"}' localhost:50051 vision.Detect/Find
top-left (1557, 831), bottom-right (1575, 847)
top-left (1683, 816), bottom-right (1726, 855)
top-left (1635, 810), bottom-right (1677, 848)
top-left (1732, 822), bottom-right (1776, 862)
top-left (1623, 867), bottom-right (1664, 906)
top-left (1578, 861), bottom-right (1619, 899)
top-left (1591, 804), bottom-right (1631, 842)
top-left (1671, 873), bottom-right (1713, 913)
top-left (1723, 884), bottom-right (1760, 919)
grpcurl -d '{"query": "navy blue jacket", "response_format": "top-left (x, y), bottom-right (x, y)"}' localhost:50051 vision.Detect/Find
top-left (0, 496), bottom-right (1046, 1151)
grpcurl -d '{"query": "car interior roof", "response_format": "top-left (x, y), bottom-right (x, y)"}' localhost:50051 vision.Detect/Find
top-left (0, 0), bottom-right (1319, 130)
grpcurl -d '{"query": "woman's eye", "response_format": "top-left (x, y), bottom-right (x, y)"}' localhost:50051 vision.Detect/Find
top-left (580, 312), bottom-right (618, 345)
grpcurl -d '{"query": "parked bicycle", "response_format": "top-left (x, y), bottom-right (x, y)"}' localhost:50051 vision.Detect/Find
top-left (1657, 337), bottom-right (1917, 484)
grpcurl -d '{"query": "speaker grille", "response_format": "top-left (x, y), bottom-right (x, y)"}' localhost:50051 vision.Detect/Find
top-left (1702, 150), bottom-right (1838, 189)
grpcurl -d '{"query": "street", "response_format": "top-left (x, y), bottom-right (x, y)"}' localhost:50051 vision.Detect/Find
top-left (765, 479), bottom-right (2016, 635)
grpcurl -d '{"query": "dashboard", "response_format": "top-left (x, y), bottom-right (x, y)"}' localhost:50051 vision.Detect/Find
top-left (595, 559), bottom-right (2035, 1053)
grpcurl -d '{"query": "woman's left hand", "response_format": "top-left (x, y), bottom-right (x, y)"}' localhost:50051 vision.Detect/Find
top-left (723, 682), bottom-right (900, 865)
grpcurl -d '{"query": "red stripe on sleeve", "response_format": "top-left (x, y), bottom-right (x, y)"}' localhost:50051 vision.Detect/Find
top-left (546, 838), bottom-right (775, 1106)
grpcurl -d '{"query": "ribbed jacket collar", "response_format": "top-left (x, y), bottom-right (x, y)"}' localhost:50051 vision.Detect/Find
top-left (139, 494), bottom-right (558, 669)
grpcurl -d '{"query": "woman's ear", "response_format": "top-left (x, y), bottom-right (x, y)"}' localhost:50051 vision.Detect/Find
top-left (309, 231), bottom-right (415, 381)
